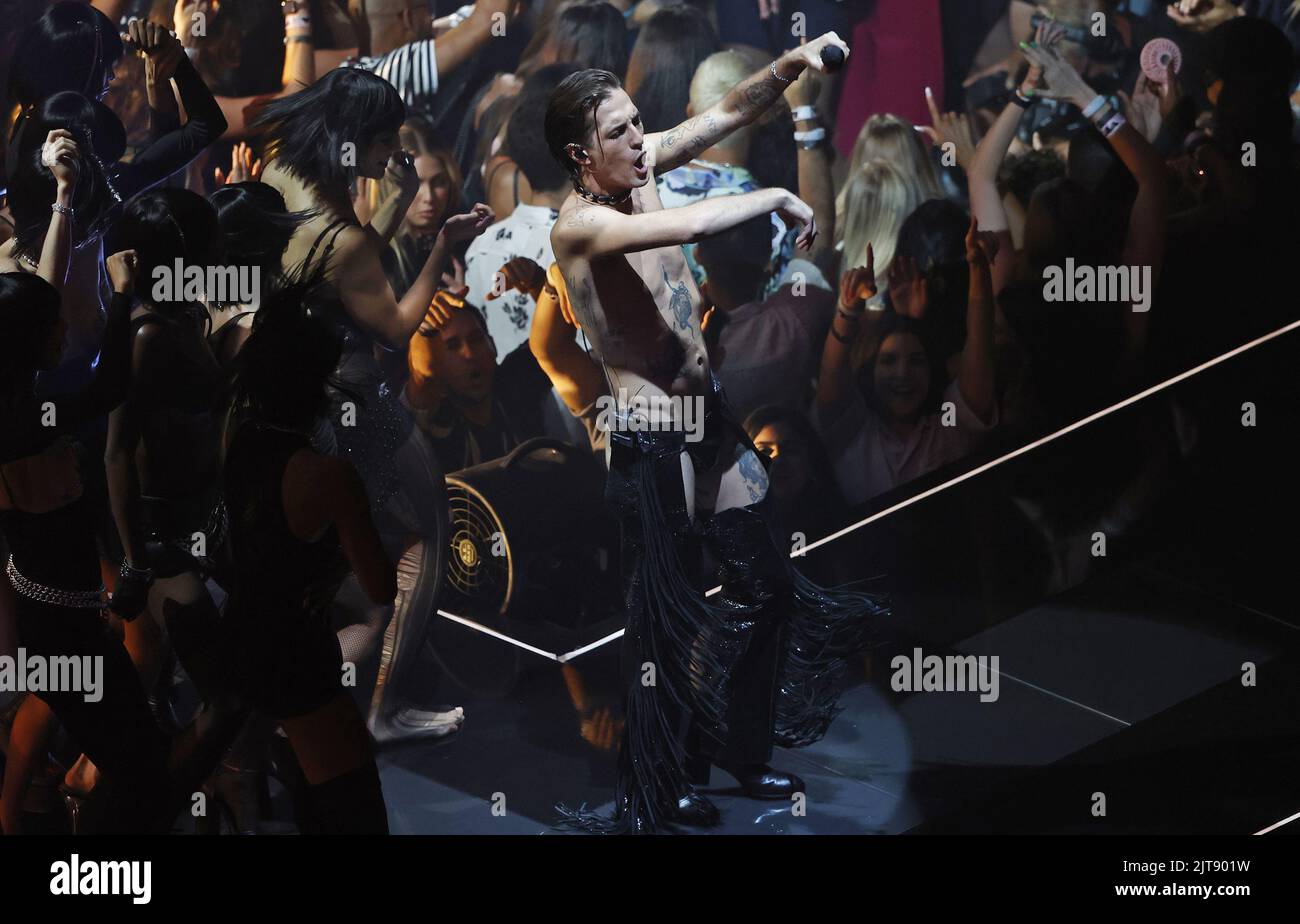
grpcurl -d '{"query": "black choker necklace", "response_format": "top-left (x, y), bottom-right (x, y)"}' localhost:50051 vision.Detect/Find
top-left (573, 182), bottom-right (631, 206)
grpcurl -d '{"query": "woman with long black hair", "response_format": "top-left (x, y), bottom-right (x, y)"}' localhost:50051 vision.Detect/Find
top-left (223, 294), bottom-right (396, 833)
top-left (254, 67), bottom-right (493, 743)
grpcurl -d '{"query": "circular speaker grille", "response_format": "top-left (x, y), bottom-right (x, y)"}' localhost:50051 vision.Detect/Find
top-left (445, 481), bottom-right (511, 613)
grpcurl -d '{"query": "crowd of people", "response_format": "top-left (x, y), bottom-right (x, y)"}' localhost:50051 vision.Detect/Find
top-left (0, 0), bottom-right (1296, 834)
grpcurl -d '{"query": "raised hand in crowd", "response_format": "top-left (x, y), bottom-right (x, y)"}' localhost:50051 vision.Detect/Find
top-left (489, 256), bottom-right (548, 304)
top-left (922, 88), bottom-right (976, 171)
top-left (1166, 0), bottom-right (1244, 32)
top-left (887, 255), bottom-right (929, 319)
top-left (214, 142), bottom-right (263, 185)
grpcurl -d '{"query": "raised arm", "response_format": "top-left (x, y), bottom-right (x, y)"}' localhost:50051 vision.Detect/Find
top-left (966, 21), bottom-right (1057, 292)
top-left (1022, 40), bottom-right (1170, 365)
top-left (114, 25), bottom-right (229, 199)
top-left (816, 248), bottom-right (876, 417)
top-left (187, 0), bottom-right (315, 141)
top-left (331, 204), bottom-right (494, 349)
top-left (35, 131), bottom-right (78, 290)
top-left (957, 219), bottom-right (998, 423)
top-left (647, 32), bottom-right (850, 175)
top-left (557, 187), bottom-right (814, 258)
top-left (433, 0), bottom-right (522, 79)
top-left (785, 66), bottom-right (836, 262)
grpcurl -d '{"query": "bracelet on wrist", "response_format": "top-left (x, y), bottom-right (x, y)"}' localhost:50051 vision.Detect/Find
top-left (791, 104), bottom-right (817, 122)
top-left (1100, 112), bottom-right (1127, 137)
top-left (1081, 94), bottom-right (1108, 119)
top-left (284, 34), bottom-right (312, 44)
top-left (51, 202), bottom-right (74, 217)
top-left (1011, 89), bottom-right (1034, 109)
top-left (770, 60), bottom-right (793, 84)
top-left (830, 320), bottom-right (856, 345)
top-left (120, 561), bottom-right (153, 581)
top-left (1090, 102), bottom-right (1119, 130)
top-left (793, 127), bottom-right (826, 143)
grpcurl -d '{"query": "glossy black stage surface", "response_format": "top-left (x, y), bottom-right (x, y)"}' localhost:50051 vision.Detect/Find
top-left (368, 332), bottom-right (1300, 836)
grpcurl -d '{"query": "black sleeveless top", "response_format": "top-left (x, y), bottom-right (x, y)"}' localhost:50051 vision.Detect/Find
top-left (222, 424), bottom-right (341, 618)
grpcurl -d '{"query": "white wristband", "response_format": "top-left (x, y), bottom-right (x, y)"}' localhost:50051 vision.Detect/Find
top-left (792, 105), bottom-right (817, 122)
top-left (793, 127), bottom-right (826, 142)
top-left (1081, 94), bottom-right (1108, 119)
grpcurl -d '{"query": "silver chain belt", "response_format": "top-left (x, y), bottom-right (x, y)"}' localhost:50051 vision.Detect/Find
top-left (5, 556), bottom-right (106, 610)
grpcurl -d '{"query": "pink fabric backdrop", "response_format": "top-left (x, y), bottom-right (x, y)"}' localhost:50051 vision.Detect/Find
top-left (835, 0), bottom-right (948, 158)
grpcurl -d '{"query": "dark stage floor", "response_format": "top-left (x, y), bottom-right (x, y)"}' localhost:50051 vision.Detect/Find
top-left (370, 337), bottom-right (1300, 835)
top-left (370, 529), bottom-right (1300, 835)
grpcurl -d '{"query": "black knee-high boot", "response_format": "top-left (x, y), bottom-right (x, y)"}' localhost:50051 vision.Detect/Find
top-left (304, 760), bottom-right (389, 835)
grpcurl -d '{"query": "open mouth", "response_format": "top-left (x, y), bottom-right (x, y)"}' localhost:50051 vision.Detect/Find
top-left (634, 152), bottom-right (647, 171)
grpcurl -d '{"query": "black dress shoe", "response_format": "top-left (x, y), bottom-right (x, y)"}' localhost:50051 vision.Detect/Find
top-left (666, 791), bottom-right (721, 827)
top-left (722, 763), bottom-right (806, 800)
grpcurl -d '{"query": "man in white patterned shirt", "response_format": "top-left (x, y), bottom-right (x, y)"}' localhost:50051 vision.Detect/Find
top-left (462, 64), bottom-right (578, 357)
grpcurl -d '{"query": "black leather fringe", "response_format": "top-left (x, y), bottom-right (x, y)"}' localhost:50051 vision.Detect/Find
top-left (775, 569), bottom-right (889, 748)
top-left (555, 436), bottom-right (741, 834)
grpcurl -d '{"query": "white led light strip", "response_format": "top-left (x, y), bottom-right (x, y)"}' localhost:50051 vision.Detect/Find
top-left (1254, 809), bottom-right (1300, 835)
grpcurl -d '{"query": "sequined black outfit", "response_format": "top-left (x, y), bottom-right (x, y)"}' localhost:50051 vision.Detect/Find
top-left (557, 376), bottom-right (888, 833)
top-left (300, 220), bottom-right (448, 728)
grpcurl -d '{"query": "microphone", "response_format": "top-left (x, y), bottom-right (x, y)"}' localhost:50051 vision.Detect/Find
top-left (820, 45), bottom-right (846, 73)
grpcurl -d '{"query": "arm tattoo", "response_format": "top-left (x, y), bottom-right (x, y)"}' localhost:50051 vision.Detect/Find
top-left (734, 74), bottom-right (783, 120)
top-left (661, 112), bottom-right (719, 160)
top-left (662, 268), bottom-right (692, 331)
top-left (563, 270), bottom-right (598, 331)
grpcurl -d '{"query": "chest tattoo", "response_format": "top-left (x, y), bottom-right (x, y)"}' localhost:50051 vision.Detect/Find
top-left (662, 268), bottom-right (692, 331)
